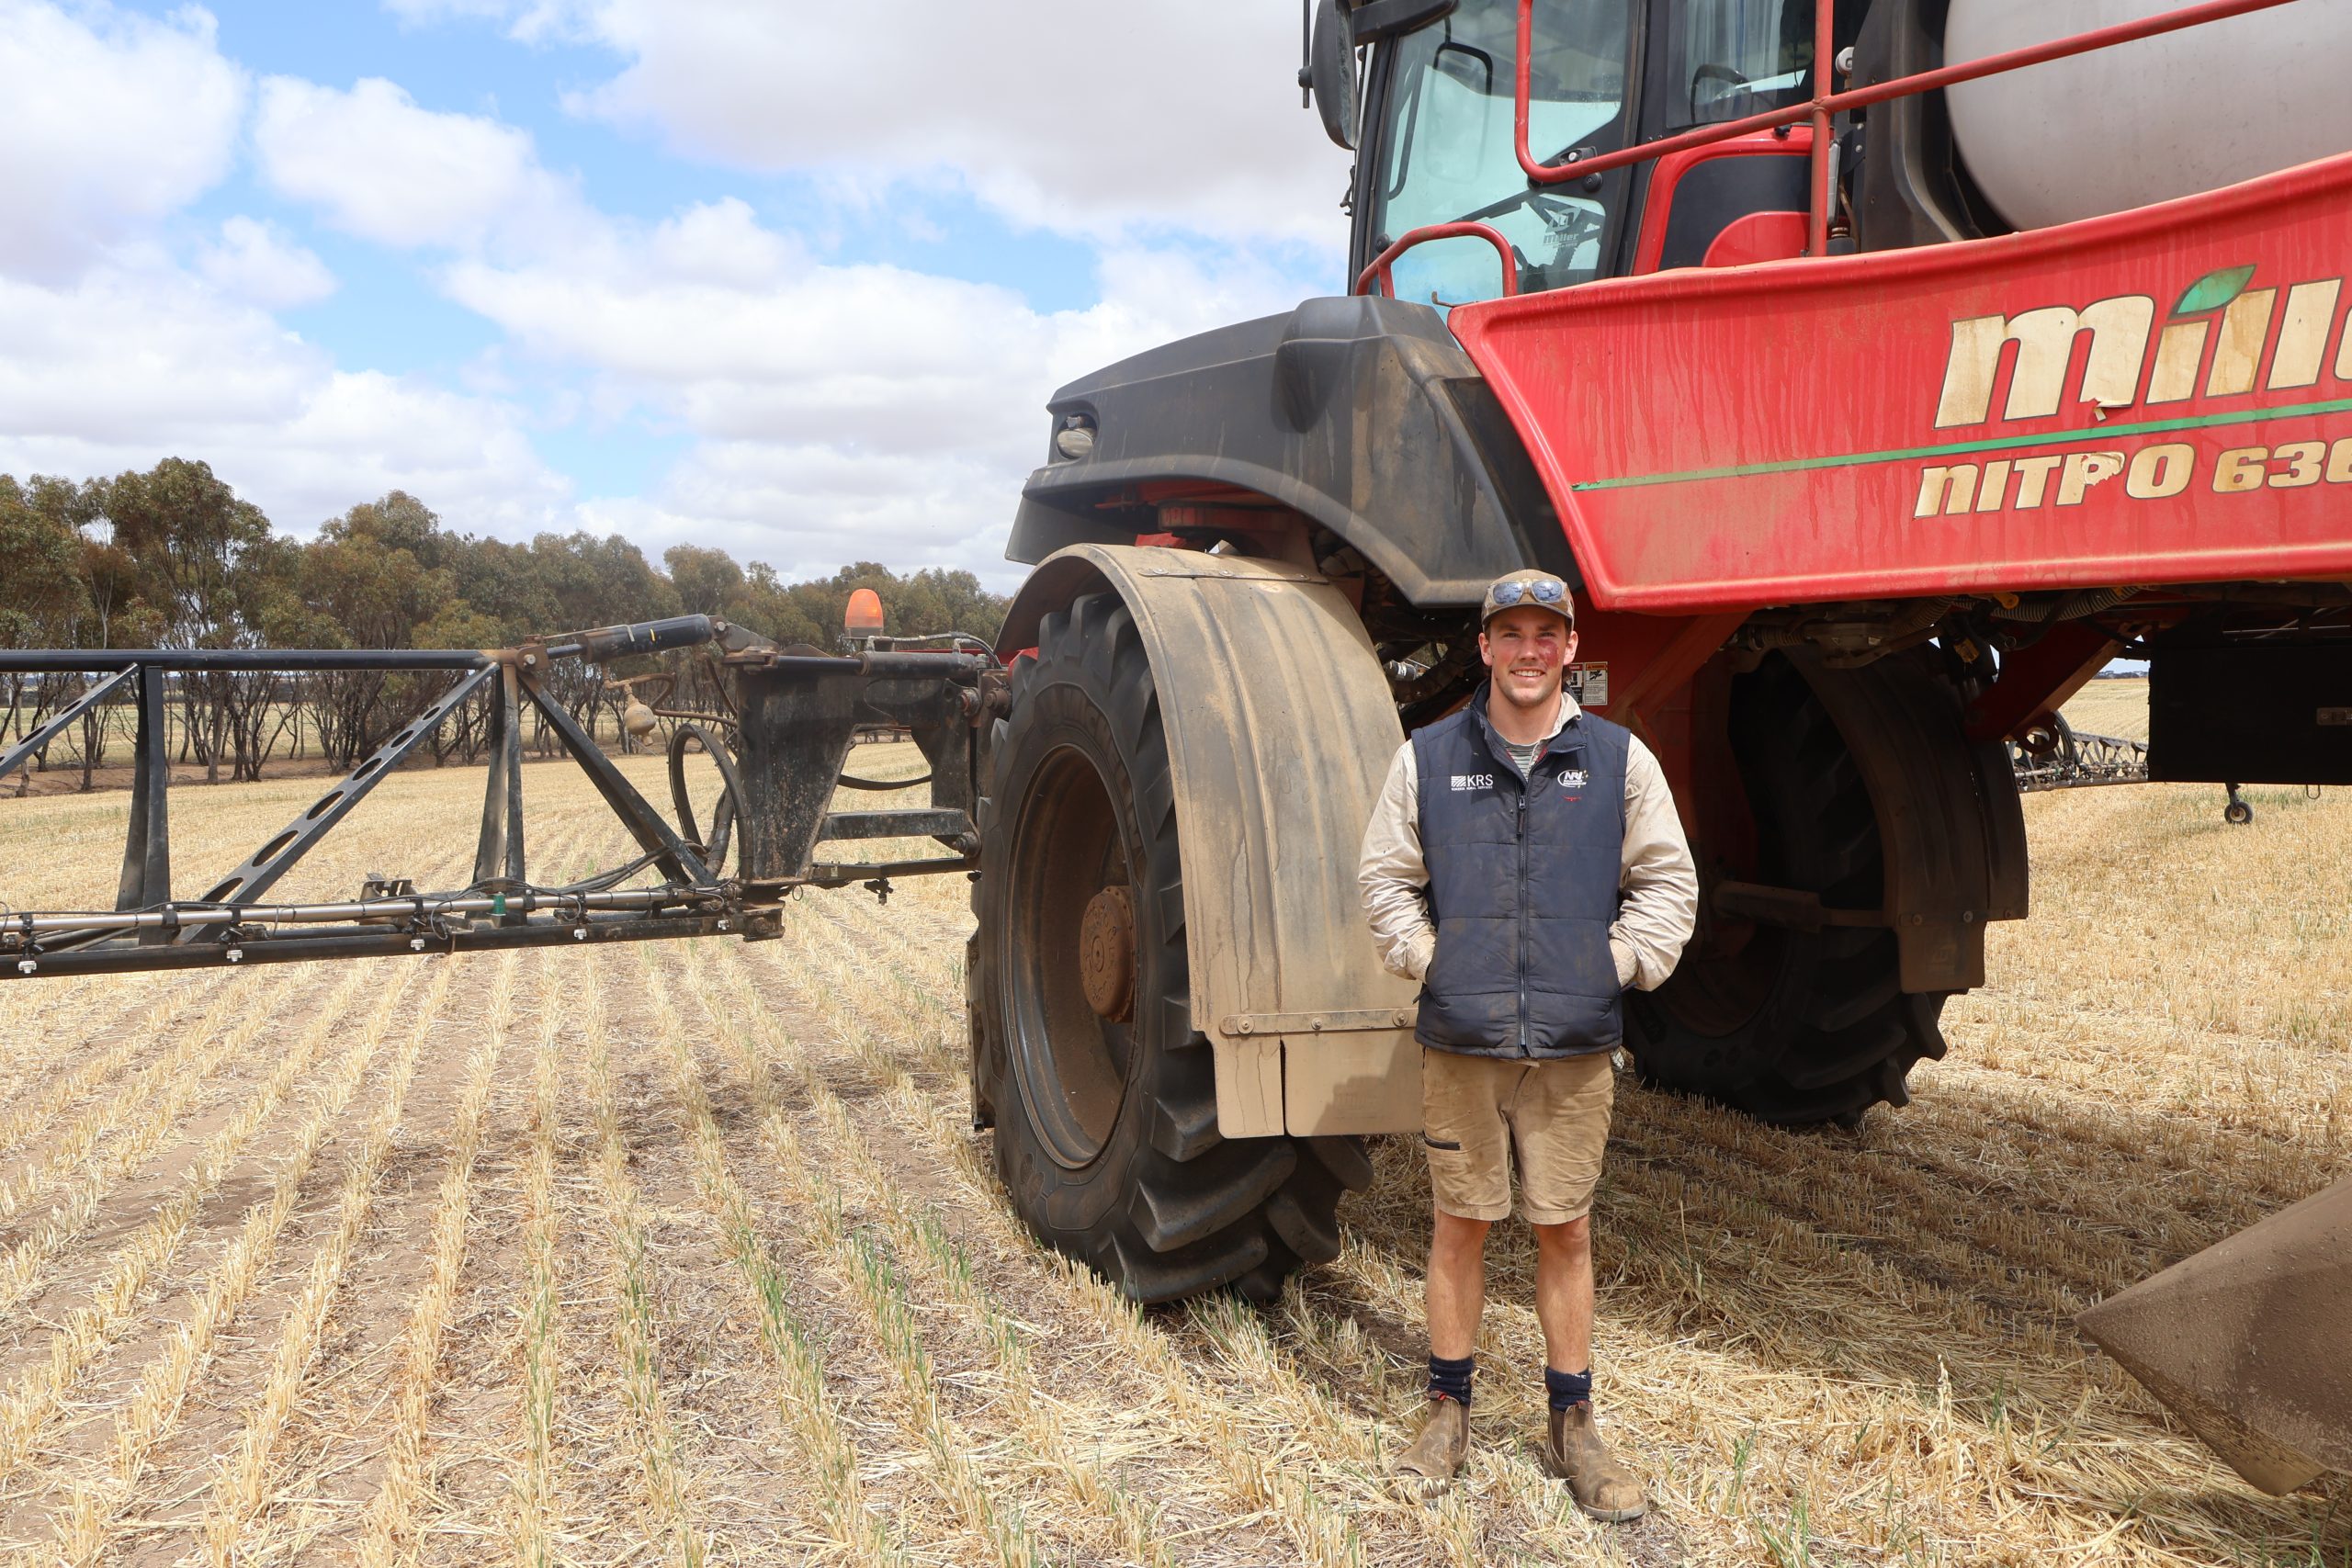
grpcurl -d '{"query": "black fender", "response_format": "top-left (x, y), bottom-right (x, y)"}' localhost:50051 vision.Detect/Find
top-left (1008, 295), bottom-right (1576, 609)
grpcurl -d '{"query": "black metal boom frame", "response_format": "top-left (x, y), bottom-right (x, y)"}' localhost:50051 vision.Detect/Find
top-left (1, 615), bottom-right (1000, 982)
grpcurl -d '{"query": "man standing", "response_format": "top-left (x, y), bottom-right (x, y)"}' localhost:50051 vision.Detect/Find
top-left (1359, 570), bottom-right (1698, 1517)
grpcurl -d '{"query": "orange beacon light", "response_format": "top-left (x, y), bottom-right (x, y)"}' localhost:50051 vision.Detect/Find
top-left (843, 588), bottom-right (885, 646)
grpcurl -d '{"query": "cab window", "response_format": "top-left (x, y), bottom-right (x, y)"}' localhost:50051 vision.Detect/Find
top-left (1366, 0), bottom-right (1635, 307)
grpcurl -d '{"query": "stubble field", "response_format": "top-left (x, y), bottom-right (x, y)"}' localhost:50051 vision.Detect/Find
top-left (2064, 676), bottom-right (2154, 741)
top-left (0, 694), bottom-right (2345, 1566)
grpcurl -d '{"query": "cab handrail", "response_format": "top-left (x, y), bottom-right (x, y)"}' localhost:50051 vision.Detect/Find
top-left (1511, 0), bottom-right (2303, 260)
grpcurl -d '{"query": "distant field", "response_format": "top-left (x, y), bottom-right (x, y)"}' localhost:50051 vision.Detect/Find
top-left (0, 747), bottom-right (2344, 1564)
top-left (2064, 675), bottom-right (2151, 741)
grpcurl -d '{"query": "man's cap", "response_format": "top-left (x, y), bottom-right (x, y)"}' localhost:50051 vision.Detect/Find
top-left (1480, 570), bottom-right (1575, 627)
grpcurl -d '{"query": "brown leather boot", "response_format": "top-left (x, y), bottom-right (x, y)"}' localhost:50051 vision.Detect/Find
top-left (1540, 1403), bottom-right (1647, 1521)
top-left (1390, 1396), bottom-right (1470, 1495)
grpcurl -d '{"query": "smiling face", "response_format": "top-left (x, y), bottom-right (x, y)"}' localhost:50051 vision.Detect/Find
top-left (1479, 604), bottom-right (1577, 715)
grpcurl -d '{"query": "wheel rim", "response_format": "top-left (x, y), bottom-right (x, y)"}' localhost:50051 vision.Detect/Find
top-left (1004, 742), bottom-right (1136, 1168)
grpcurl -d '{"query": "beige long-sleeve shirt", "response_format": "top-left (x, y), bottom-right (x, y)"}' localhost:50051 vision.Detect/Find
top-left (1358, 693), bottom-right (1699, 992)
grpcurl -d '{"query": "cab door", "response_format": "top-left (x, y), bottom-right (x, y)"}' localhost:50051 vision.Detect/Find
top-left (1350, 0), bottom-right (1642, 306)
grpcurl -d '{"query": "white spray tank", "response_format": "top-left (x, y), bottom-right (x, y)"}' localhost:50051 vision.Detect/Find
top-left (1941, 0), bottom-right (2352, 231)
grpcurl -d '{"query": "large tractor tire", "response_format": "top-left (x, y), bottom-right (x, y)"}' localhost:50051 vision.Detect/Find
top-left (973, 592), bottom-right (1372, 1303)
top-left (1627, 652), bottom-right (1951, 1126)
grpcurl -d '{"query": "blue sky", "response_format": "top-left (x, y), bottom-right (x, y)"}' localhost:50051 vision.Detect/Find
top-left (0, 0), bottom-right (1351, 586)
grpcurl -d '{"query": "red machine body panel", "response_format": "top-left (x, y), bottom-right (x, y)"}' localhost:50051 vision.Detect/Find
top-left (1448, 151), bottom-right (2352, 613)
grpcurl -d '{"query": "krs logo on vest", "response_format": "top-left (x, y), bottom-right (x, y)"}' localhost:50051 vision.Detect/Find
top-left (1449, 773), bottom-right (1494, 791)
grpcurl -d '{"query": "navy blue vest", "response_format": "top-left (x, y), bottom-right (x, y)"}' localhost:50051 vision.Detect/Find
top-left (1410, 690), bottom-right (1631, 1059)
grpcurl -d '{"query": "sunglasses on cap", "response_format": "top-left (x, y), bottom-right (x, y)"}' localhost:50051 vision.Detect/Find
top-left (1491, 577), bottom-right (1568, 609)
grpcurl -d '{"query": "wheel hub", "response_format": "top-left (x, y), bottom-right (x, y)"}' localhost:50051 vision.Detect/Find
top-left (1079, 885), bottom-right (1136, 1022)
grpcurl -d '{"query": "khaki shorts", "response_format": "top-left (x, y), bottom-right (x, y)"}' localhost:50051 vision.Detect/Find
top-left (1421, 1048), bottom-right (1616, 1224)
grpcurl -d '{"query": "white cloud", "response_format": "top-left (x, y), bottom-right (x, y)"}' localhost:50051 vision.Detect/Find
top-left (455, 1), bottom-right (1352, 250)
top-left (0, 261), bottom-right (568, 535)
top-left (0, 0), bottom-right (246, 280)
top-left (334, 7), bottom-right (1363, 580)
top-left (449, 213), bottom-right (1055, 455)
top-left (572, 444), bottom-right (1020, 588)
top-left (380, 0), bottom-right (576, 43)
top-left (197, 217), bottom-right (337, 309)
top-left (0, 24), bottom-right (574, 538)
top-left (253, 74), bottom-right (595, 254)
top-left (447, 201), bottom-right (1308, 434)
top-left (0, 6), bottom-right (1353, 588)
top-left (442, 199), bottom-right (1317, 581)
top-left (379, 0), bottom-right (508, 19)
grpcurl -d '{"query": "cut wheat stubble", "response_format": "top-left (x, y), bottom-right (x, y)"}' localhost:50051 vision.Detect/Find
top-left (780, 893), bottom-right (2107, 1568)
top-left (639, 934), bottom-right (1046, 1568)
top-left (0, 742), bottom-right (2340, 1567)
top-left (659, 939), bottom-right (1176, 1568)
top-left (37, 960), bottom-right (453, 1565)
top-left (0, 967), bottom-right (236, 1166)
top-left (0, 831), bottom-right (501, 1380)
top-left (261, 811), bottom-right (631, 1565)
top-left (1351, 1120), bottom-right (2080, 1562)
top-left (751, 805), bottom-right (2352, 1567)
top-left (0, 959), bottom-right (404, 1498)
top-left (728, 923), bottom-right (1396, 1568)
top-left (627, 944), bottom-right (910, 1568)
top-left (0, 966), bottom-right (322, 1329)
top-left (1340, 1071), bottom-right (2338, 1567)
top-left (436, 785), bottom-right (697, 1553)
top-left (742, 1081), bottom-right (1048, 1565)
top-left (571, 953), bottom-right (709, 1567)
top-left (0, 926), bottom-right (217, 1073)
top-left (505, 947), bottom-right (570, 1568)
top-left (773, 905), bottom-right (1605, 1567)
top-left (193, 959), bottom-right (452, 1568)
top-left (353, 949), bottom-right (518, 1568)
top-left (335, 804), bottom-right (667, 1568)
top-left (804, 851), bottom-right (2333, 1561)
top-left (0, 966), bottom-right (277, 1223)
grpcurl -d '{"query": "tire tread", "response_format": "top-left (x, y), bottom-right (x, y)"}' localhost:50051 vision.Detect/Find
top-left (977, 591), bottom-right (1370, 1303)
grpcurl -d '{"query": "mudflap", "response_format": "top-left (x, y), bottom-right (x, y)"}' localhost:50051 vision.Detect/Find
top-left (1788, 648), bottom-right (2030, 992)
top-left (994, 544), bottom-right (1422, 1138)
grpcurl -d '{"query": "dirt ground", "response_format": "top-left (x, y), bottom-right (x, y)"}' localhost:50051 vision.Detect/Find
top-left (0, 720), bottom-right (2343, 1566)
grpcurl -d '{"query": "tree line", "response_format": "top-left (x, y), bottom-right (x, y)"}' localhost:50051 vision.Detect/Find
top-left (1, 457), bottom-right (1007, 791)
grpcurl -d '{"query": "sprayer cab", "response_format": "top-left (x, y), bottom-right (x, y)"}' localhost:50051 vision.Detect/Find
top-left (1311, 0), bottom-right (1856, 302)
top-left (1316, 0), bottom-right (2352, 303)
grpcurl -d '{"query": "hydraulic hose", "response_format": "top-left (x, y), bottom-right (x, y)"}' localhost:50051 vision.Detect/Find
top-left (667, 720), bottom-right (747, 876)
top-left (1991, 587), bottom-right (2138, 623)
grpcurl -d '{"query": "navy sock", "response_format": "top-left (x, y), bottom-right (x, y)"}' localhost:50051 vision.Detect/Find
top-left (1428, 1353), bottom-right (1475, 1405)
top-left (1545, 1367), bottom-right (1593, 1413)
